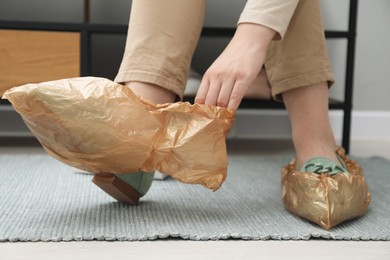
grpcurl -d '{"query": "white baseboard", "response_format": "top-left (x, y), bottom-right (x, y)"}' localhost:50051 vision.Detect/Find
top-left (344, 111), bottom-right (390, 140)
top-left (2, 105), bottom-right (390, 142)
top-left (228, 109), bottom-right (390, 142)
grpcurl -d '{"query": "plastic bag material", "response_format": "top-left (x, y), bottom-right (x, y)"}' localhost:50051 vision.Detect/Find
top-left (281, 147), bottom-right (371, 229)
top-left (3, 77), bottom-right (235, 191)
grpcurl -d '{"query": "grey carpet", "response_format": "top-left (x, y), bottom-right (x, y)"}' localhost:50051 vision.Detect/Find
top-left (0, 153), bottom-right (389, 242)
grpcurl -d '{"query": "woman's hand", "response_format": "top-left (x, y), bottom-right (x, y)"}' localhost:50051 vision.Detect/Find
top-left (195, 23), bottom-right (275, 110)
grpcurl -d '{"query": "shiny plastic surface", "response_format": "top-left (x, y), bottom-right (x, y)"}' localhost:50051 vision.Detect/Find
top-left (281, 147), bottom-right (371, 229)
top-left (3, 77), bottom-right (235, 191)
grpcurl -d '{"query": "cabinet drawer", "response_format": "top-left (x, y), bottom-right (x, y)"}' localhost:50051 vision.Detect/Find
top-left (0, 29), bottom-right (80, 96)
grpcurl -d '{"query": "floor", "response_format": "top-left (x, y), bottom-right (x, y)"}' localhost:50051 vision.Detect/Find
top-left (0, 138), bottom-right (389, 260)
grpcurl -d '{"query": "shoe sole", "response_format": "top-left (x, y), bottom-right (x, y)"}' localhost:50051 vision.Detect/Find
top-left (92, 172), bottom-right (141, 205)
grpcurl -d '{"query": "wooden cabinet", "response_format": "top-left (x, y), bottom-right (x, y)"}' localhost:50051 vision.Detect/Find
top-left (0, 29), bottom-right (80, 96)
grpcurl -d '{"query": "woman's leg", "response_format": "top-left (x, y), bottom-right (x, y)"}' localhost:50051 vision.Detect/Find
top-left (115, 0), bottom-right (206, 104)
top-left (244, 69), bottom-right (272, 99)
top-left (93, 0), bottom-right (206, 204)
top-left (283, 83), bottom-right (338, 169)
top-left (264, 0), bottom-right (337, 169)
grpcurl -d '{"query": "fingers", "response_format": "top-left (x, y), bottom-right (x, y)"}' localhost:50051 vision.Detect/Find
top-left (195, 75), bottom-right (235, 108)
top-left (194, 78), bottom-right (209, 105)
top-left (227, 80), bottom-right (246, 110)
top-left (216, 78), bottom-right (235, 108)
top-left (195, 71), bottom-right (248, 110)
top-left (204, 79), bottom-right (222, 106)
top-left (194, 23), bottom-right (271, 110)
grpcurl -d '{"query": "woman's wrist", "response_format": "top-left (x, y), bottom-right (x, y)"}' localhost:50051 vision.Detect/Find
top-left (235, 23), bottom-right (276, 51)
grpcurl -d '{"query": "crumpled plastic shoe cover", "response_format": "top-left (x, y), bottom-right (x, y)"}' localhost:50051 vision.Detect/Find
top-left (3, 77), bottom-right (235, 191)
top-left (281, 147), bottom-right (371, 229)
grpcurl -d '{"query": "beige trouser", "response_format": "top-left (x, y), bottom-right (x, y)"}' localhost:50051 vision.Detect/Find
top-left (115, 0), bottom-right (334, 102)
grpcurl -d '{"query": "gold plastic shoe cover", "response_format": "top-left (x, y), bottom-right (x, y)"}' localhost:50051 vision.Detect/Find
top-left (281, 147), bottom-right (371, 229)
top-left (3, 77), bottom-right (235, 191)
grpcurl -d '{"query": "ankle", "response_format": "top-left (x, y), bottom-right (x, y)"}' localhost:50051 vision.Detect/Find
top-left (292, 133), bottom-right (338, 170)
top-left (125, 81), bottom-right (176, 104)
